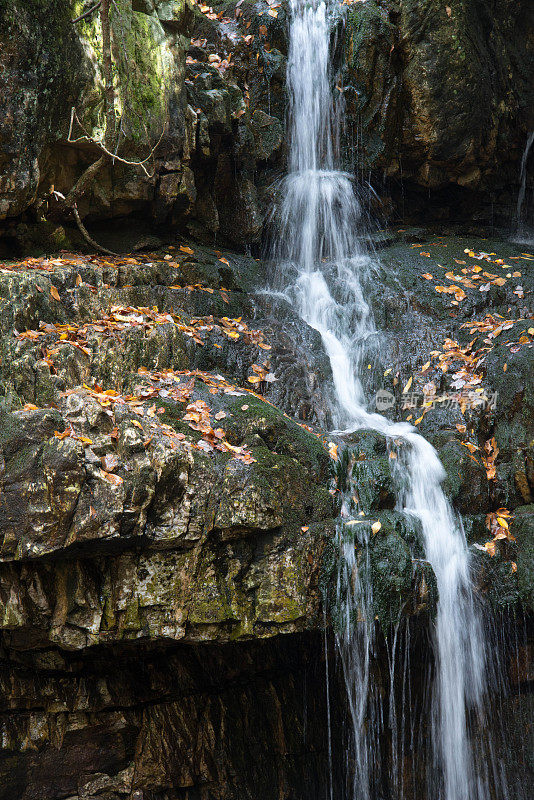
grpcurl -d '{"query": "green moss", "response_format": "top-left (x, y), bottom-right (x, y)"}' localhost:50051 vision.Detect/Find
top-left (369, 531), bottom-right (412, 629)
top-left (112, 2), bottom-right (169, 143)
top-left (122, 596), bottom-right (141, 630)
top-left (255, 545), bottom-right (307, 624)
top-left (189, 549), bottom-right (237, 624)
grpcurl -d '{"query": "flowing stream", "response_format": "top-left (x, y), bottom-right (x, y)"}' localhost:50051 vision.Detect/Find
top-left (270, 2), bottom-right (490, 797)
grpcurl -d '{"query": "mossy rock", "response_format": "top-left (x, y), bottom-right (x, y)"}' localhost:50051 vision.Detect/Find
top-left (513, 505), bottom-right (534, 612)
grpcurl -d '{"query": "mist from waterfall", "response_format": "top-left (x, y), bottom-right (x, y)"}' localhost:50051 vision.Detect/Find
top-left (269, 2), bottom-right (497, 798)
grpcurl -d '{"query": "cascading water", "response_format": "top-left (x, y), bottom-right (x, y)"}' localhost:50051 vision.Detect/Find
top-left (515, 131), bottom-right (534, 244)
top-left (270, 2), bottom-right (491, 797)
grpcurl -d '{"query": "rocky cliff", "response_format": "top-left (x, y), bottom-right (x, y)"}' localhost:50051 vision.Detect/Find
top-left (0, 2), bottom-right (533, 799)
top-left (1, 0), bottom-right (533, 251)
top-left (0, 228), bottom-right (532, 798)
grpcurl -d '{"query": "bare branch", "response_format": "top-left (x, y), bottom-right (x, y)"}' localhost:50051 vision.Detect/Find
top-left (63, 154), bottom-right (107, 210)
top-left (73, 205), bottom-right (117, 255)
top-left (72, 1), bottom-right (101, 24)
top-left (67, 108), bottom-right (166, 178)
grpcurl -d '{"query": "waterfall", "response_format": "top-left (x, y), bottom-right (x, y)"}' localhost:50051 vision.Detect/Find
top-left (270, 2), bottom-right (490, 797)
top-left (515, 131), bottom-right (534, 244)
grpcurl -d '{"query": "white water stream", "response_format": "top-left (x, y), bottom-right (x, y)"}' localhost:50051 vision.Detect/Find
top-left (514, 130), bottom-right (534, 245)
top-left (271, 2), bottom-right (489, 798)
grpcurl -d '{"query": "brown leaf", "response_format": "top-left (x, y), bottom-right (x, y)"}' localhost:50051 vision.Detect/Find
top-left (50, 285), bottom-right (61, 301)
top-left (101, 470), bottom-right (123, 486)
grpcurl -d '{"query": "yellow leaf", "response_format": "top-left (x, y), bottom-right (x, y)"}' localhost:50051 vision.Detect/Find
top-left (328, 442), bottom-right (338, 461)
top-left (484, 541), bottom-right (497, 556)
top-left (371, 521), bottom-right (381, 534)
top-left (102, 471), bottom-right (123, 486)
top-left (50, 286), bottom-right (61, 301)
top-left (402, 376), bottom-right (413, 393)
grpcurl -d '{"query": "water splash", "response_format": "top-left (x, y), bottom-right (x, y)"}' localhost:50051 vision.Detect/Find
top-left (271, 2), bottom-right (490, 797)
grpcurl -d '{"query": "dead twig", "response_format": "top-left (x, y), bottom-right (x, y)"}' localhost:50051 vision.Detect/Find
top-left (67, 107), bottom-right (165, 178)
top-left (73, 205), bottom-right (117, 255)
top-left (72, 1), bottom-right (102, 24)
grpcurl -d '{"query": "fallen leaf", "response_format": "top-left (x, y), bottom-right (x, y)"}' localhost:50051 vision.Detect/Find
top-left (101, 453), bottom-right (120, 472)
top-left (101, 471), bottom-right (123, 486)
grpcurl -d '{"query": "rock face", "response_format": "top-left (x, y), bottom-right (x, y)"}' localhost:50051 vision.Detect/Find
top-left (343, 0), bottom-right (534, 224)
top-left (3, 0), bottom-right (532, 250)
top-left (0, 0), bottom-right (288, 251)
top-left (0, 244), bottom-right (341, 798)
top-left (0, 2), bottom-right (533, 797)
top-left (0, 632), bottom-right (345, 800)
top-left (0, 230), bottom-right (532, 798)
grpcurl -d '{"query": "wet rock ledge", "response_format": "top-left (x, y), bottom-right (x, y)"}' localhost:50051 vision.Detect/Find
top-left (0, 243), bottom-right (341, 799)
